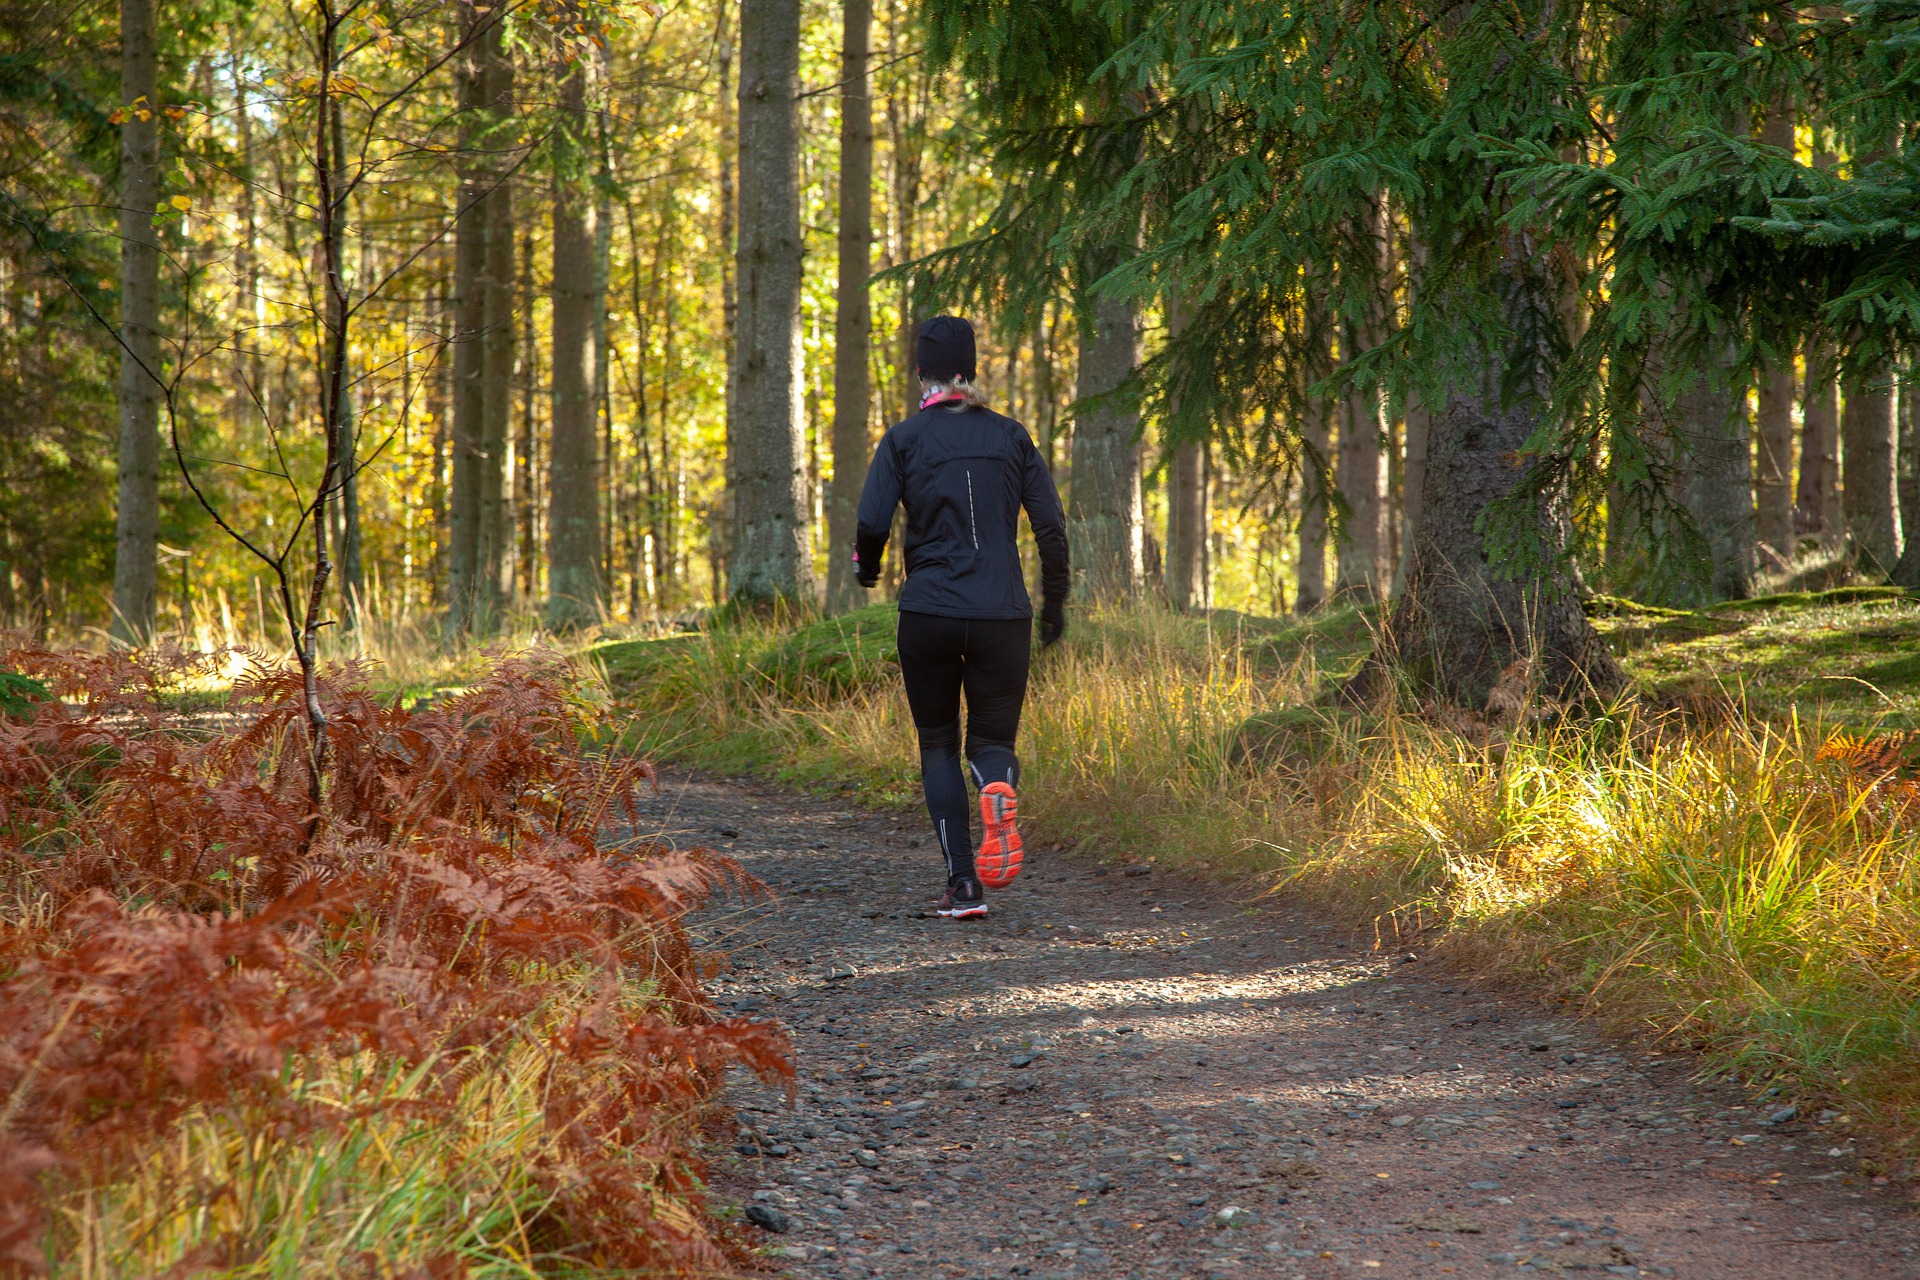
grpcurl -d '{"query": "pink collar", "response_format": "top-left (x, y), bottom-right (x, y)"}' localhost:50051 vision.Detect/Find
top-left (920, 387), bottom-right (967, 409)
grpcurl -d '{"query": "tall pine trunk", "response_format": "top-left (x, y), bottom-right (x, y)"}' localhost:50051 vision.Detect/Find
top-left (1360, 234), bottom-right (1621, 705)
top-left (824, 0), bottom-right (872, 614)
top-left (1296, 402), bottom-right (1329, 614)
top-left (111, 0), bottom-right (161, 645)
top-left (546, 54), bottom-right (603, 627)
top-left (729, 0), bottom-right (814, 606)
top-left (477, 31), bottom-right (515, 623)
top-left (1843, 359), bottom-right (1900, 573)
top-left (447, 9), bottom-right (492, 632)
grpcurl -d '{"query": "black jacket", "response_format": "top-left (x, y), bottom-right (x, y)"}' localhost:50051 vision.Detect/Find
top-left (854, 403), bottom-right (1069, 620)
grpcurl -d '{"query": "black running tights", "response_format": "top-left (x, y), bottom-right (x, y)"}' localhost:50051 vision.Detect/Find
top-left (895, 610), bottom-right (1031, 884)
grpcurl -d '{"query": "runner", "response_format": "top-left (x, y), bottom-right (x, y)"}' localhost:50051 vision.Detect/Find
top-left (852, 315), bottom-right (1070, 919)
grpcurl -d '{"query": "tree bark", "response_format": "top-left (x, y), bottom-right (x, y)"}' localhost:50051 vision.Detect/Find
top-left (1360, 235), bottom-right (1621, 706)
top-left (447, 8), bottom-right (492, 632)
top-left (1755, 357), bottom-right (1796, 563)
top-left (477, 30), bottom-right (515, 624)
top-left (1162, 294), bottom-right (1208, 611)
top-left (1797, 345), bottom-right (1838, 535)
top-left (1843, 358), bottom-right (1900, 574)
top-left (1335, 316), bottom-right (1386, 600)
top-left (1296, 401), bottom-right (1330, 614)
top-left (824, 0), bottom-right (872, 615)
top-left (1678, 346), bottom-right (1755, 601)
top-left (1166, 441), bottom-right (1209, 612)
top-left (546, 55), bottom-right (604, 628)
top-left (1068, 252), bottom-right (1144, 603)
top-left (1753, 105), bottom-right (1797, 566)
top-left (111, 0), bottom-right (161, 645)
top-left (1392, 389), bottom-right (1429, 598)
top-left (729, 0), bottom-right (814, 606)
top-left (329, 101), bottom-right (364, 629)
top-left (1891, 359), bottom-right (1920, 587)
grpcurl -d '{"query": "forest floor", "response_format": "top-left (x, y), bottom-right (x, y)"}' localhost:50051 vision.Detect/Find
top-left (639, 770), bottom-right (1920, 1280)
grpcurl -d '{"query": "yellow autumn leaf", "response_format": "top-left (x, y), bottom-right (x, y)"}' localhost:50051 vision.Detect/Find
top-left (169, 195), bottom-right (191, 212)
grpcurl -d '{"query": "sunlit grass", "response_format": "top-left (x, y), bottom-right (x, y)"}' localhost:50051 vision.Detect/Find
top-left (604, 596), bottom-right (1920, 1148)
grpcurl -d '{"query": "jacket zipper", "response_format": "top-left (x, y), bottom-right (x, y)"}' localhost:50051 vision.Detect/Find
top-left (966, 469), bottom-right (980, 548)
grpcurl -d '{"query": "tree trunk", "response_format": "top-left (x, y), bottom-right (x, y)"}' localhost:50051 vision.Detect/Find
top-left (1755, 357), bottom-right (1796, 564)
top-left (714, 0), bottom-right (736, 592)
top-left (1753, 105), bottom-right (1797, 566)
top-left (1296, 402), bottom-right (1329, 614)
top-left (1166, 441), bottom-right (1209, 612)
top-left (546, 56), bottom-right (604, 628)
top-left (1392, 388), bottom-right (1428, 598)
top-left (329, 101), bottom-right (364, 629)
top-left (447, 8), bottom-right (492, 632)
top-left (1163, 294), bottom-right (1208, 612)
top-left (1843, 358), bottom-right (1900, 574)
top-left (111, 0), bottom-right (161, 645)
top-left (1797, 345), bottom-right (1838, 535)
top-left (1360, 236), bottom-right (1622, 706)
top-left (1891, 359), bottom-right (1920, 587)
top-left (1068, 257), bottom-right (1144, 603)
top-left (824, 0), bottom-right (873, 615)
top-left (1679, 347), bottom-right (1755, 601)
top-left (1335, 317), bottom-right (1385, 600)
top-left (477, 31), bottom-right (515, 624)
top-left (729, 0), bottom-right (814, 606)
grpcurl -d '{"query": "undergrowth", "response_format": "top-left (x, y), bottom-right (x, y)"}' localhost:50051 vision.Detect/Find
top-left (600, 597), bottom-right (1920, 1165)
top-left (0, 646), bottom-right (788, 1277)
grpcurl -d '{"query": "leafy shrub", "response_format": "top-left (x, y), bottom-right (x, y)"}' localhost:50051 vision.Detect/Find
top-left (0, 645), bottom-right (788, 1276)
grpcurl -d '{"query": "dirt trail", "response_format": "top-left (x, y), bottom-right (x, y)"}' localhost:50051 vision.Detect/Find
top-left (638, 772), bottom-right (1919, 1279)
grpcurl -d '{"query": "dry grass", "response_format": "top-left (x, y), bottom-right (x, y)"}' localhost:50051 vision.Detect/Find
top-left (601, 600), bottom-right (1920, 1159)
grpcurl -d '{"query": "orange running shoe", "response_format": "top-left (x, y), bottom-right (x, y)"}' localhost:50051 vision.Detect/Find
top-left (975, 781), bottom-right (1024, 887)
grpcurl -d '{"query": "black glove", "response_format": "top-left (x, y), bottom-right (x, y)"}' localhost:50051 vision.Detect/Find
top-left (857, 574), bottom-right (879, 590)
top-left (852, 548), bottom-right (878, 590)
top-left (1040, 599), bottom-right (1065, 648)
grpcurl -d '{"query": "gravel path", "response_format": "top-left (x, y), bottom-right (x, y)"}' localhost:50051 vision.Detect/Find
top-left (639, 772), bottom-right (1919, 1279)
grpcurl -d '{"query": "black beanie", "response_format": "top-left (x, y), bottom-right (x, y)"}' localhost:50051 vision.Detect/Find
top-left (915, 315), bottom-right (977, 382)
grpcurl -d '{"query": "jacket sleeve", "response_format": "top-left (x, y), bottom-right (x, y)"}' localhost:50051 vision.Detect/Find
top-left (853, 430), bottom-right (902, 583)
top-left (1019, 430), bottom-right (1071, 608)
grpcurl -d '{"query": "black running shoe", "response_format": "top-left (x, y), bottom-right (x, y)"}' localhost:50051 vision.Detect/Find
top-left (936, 877), bottom-right (988, 919)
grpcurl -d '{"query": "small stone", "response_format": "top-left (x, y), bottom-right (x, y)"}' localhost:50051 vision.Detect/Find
top-left (1467, 1180), bottom-right (1502, 1191)
top-left (744, 1203), bottom-right (793, 1234)
top-left (1010, 1053), bottom-right (1037, 1069)
top-left (1387, 1115), bottom-right (1414, 1128)
top-left (1556, 1099), bottom-right (1580, 1109)
top-left (1766, 1105), bottom-right (1798, 1126)
top-left (1487, 1253), bottom-right (1518, 1265)
top-left (826, 965), bottom-right (857, 982)
top-left (853, 1149), bottom-right (880, 1168)
top-left (1216, 1205), bottom-right (1257, 1229)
